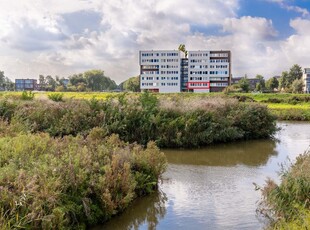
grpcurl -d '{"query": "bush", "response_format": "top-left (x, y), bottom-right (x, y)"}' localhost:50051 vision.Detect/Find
top-left (48, 93), bottom-right (64, 102)
top-left (0, 132), bottom-right (167, 229)
top-left (259, 151), bottom-right (310, 229)
top-left (261, 98), bottom-right (283, 103)
top-left (0, 99), bottom-right (17, 121)
top-left (20, 91), bottom-right (35, 100)
top-left (0, 94), bottom-right (277, 147)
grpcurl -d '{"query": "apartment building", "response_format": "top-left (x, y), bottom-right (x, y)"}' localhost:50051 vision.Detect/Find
top-left (303, 68), bottom-right (310, 93)
top-left (139, 50), bottom-right (231, 93)
top-left (139, 50), bottom-right (181, 93)
top-left (15, 79), bottom-right (38, 91)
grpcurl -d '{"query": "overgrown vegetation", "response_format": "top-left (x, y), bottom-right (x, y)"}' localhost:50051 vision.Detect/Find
top-left (228, 93), bottom-right (310, 121)
top-left (0, 92), bottom-right (277, 148)
top-left (0, 91), bottom-right (278, 228)
top-left (3, 91), bottom-right (310, 121)
top-left (0, 124), bottom-right (166, 229)
top-left (21, 91), bottom-right (35, 100)
top-left (259, 151), bottom-right (310, 229)
top-left (48, 92), bottom-right (64, 102)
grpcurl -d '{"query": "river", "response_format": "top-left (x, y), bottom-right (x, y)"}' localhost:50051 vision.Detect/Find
top-left (96, 121), bottom-right (310, 230)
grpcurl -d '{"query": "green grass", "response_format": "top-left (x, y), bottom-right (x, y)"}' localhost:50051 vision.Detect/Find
top-left (228, 92), bottom-right (310, 102)
top-left (227, 93), bottom-right (310, 121)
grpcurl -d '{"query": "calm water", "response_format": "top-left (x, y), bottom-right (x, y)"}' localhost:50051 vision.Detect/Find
top-left (97, 122), bottom-right (310, 230)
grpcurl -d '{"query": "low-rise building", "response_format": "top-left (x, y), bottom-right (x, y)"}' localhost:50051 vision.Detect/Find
top-left (232, 77), bottom-right (261, 90)
top-left (15, 79), bottom-right (38, 91)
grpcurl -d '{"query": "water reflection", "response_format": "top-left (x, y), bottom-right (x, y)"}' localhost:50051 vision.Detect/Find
top-left (93, 122), bottom-right (310, 230)
top-left (96, 190), bottom-right (167, 230)
top-left (164, 139), bottom-right (277, 167)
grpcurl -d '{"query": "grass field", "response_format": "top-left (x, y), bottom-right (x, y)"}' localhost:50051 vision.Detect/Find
top-left (2, 91), bottom-right (310, 120)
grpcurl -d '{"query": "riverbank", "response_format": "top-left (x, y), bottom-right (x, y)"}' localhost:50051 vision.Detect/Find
top-left (0, 122), bottom-right (166, 229)
top-left (99, 121), bottom-right (310, 229)
top-left (259, 148), bottom-right (310, 229)
top-left (0, 92), bottom-right (277, 228)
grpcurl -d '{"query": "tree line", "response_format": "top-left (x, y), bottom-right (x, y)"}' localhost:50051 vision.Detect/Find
top-left (0, 71), bottom-right (14, 91)
top-left (229, 64), bottom-right (304, 93)
top-left (0, 64), bottom-right (306, 93)
top-left (0, 69), bottom-right (118, 92)
top-left (38, 69), bottom-right (117, 92)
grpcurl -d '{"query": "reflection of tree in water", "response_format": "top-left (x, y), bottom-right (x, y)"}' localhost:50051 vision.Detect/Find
top-left (164, 139), bottom-right (278, 167)
top-left (96, 189), bottom-right (167, 230)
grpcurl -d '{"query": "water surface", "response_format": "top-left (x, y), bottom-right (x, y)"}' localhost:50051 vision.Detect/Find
top-left (97, 122), bottom-right (310, 230)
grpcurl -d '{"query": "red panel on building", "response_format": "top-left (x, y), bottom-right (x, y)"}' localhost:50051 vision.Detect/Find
top-left (187, 82), bottom-right (210, 89)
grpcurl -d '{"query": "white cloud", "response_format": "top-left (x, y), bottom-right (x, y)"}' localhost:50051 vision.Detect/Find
top-left (0, 0), bottom-right (240, 82)
top-left (289, 18), bottom-right (310, 35)
top-left (223, 16), bottom-right (277, 38)
top-left (280, 18), bottom-right (310, 64)
top-left (0, 0), bottom-right (309, 84)
top-left (266, 0), bottom-right (310, 17)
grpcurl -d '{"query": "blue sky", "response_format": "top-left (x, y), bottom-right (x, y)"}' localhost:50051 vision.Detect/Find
top-left (240, 0), bottom-right (309, 38)
top-left (0, 0), bottom-right (310, 82)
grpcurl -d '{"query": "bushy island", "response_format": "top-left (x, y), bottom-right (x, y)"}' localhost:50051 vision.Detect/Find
top-left (259, 151), bottom-right (310, 229)
top-left (0, 92), bottom-right (277, 229)
top-left (0, 92), bottom-right (277, 147)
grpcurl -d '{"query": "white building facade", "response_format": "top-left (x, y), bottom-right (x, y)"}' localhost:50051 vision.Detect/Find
top-left (303, 68), bottom-right (310, 93)
top-left (139, 50), bottom-right (181, 93)
top-left (139, 50), bottom-right (231, 93)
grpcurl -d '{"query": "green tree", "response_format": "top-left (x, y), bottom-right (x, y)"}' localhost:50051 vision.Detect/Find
top-left (123, 76), bottom-right (140, 92)
top-left (238, 76), bottom-right (250, 92)
top-left (178, 44), bottom-right (188, 58)
top-left (0, 71), bottom-right (5, 90)
top-left (84, 70), bottom-right (105, 91)
top-left (55, 85), bottom-right (65, 92)
top-left (69, 73), bottom-right (87, 86)
top-left (291, 78), bottom-right (304, 93)
top-left (288, 64), bottom-right (303, 83)
top-left (279, 65), bottom-right (303, 91)
top-left (0, 71), bottom-right (14, 91)
top-left (69, 70), bottom-right (117, 91)
top-left (46, 75), bottom-right (57, 91)
top-left (278, 71), bottom-right (289, 90)
top-left (265, 77), bottom-right (279, 91)
top-left (255, 74), bottom-right (265, 91)
top-left (38, 75), bottom-right (46, 91)
top-left (4, 78), bottom-right (14, 91)
top-left (77, 82), bottom-right (87, 92)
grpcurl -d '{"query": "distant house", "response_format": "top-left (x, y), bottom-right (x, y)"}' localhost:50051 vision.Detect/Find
top-left (232, 77), bottom-right (261, 90)
top-left (15, 79), bottom-right (38, 91)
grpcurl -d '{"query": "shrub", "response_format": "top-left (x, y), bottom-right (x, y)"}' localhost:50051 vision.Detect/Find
top-left (261, 98), bottom-right (283, 103)
top-left (20, 91), bottom-right (35, 100)
top-left (259, 151), bottom-right (310, 229)
top-left (48, 93), bottom-right (64, 102)
top-left (231, 103), bottom-right (277, 139)
top-left (1, 94), bottom-right (277, 147)
top-left (0, 99), bottom-right (17, 121)
top-left (0, 132), bottom-right (167, 229)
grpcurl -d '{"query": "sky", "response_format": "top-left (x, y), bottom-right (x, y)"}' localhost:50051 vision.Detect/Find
top-left (0, 0), bottom-right (310, 83)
